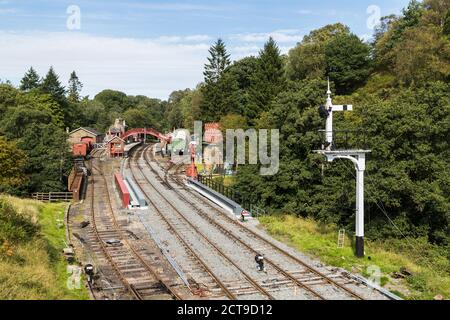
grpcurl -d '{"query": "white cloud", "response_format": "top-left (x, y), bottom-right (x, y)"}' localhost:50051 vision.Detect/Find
top-left (0, 31), bottom-right (210, 99)
top-left (0, 30), bottom-right (300, 100)
top-left (230, 29), bottom-right (304, 44)
top-left (155, 34), bottom-right (212, 43)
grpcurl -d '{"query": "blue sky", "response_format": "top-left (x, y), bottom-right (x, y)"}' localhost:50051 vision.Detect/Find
top-left (0, 0), bottom-right (411, 99)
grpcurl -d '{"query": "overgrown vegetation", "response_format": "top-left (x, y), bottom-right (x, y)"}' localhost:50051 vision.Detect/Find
top-left (0, 195), bottom-right (88, 299)
top-left (185, 0), bottom-right (449, 250)
top-left (259, 215), bottom-right (450, 300)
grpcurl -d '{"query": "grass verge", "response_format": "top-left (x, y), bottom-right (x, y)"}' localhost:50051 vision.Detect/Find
top-left (0, 195), bottom-right (89, 300)
top-left (259, 214), bottom-right (449, 300)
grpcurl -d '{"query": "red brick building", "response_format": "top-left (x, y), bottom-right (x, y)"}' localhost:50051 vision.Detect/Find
top-left (107, 136), bottom-right (125, 158)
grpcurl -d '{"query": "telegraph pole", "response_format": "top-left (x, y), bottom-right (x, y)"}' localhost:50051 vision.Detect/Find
top-left (315, 80), bottom-right (371, 258)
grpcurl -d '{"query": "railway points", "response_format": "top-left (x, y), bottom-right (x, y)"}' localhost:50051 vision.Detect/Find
top-left (65, 121), bottom-right (399, 300)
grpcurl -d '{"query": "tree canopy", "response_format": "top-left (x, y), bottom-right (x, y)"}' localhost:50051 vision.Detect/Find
top-left (0, 0), bottom-right (448, 249)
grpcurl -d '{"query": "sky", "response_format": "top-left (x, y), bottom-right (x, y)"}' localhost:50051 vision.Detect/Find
top-left (0, 0), bottom-right (411, 100)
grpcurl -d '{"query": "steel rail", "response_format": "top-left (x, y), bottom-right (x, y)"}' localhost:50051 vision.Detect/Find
top-left (89, 164), bottom-right (143, 300)
top-left (126, 155), bottom-right (237, 300)
top-left (145, 145), bottom-right (365, 300)
top-left (92, 163), bottom-right (182, 300)
top-left (130, 149), bottom-right (274, 300)
top-left (139, 146), bottom-right (325, 300)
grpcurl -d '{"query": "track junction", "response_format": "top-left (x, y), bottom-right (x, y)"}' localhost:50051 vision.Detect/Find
top-left (67, 144), bottom-right (392, 300)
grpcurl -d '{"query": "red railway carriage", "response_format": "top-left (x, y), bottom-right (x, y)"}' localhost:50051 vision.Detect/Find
top-left (114, 173), bottom-right (130, 209)
top-left (72, 140), bottom-right (93, 158)
top-left (72, 142), bottom-right (89, 157)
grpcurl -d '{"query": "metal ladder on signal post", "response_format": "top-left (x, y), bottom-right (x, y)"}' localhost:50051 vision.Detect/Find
top-left (338, 229), bottom-right (346, 248)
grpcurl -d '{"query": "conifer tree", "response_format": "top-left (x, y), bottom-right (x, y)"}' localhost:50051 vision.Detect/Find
top-left (41, 66), bottom-right (66, 104)
top-left (200, 39), bottom-right (234, 121)
top-left (203, 39), bottom-right (231, 84)
top-left (19, 67), bottom-right (41, 91)
top-left (246, 37), bottom-right (285, 121)
top-left (68, 71), bottom-right (83, 102)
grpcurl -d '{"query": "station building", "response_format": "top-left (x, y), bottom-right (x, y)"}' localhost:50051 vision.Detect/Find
top-left (107, 136), bottom-right (126, 158)
top-left (68, 127), bottom-right (104, 145)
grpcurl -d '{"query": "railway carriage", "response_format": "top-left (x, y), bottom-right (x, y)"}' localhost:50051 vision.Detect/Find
top-left (72, 141), bottom-right (93, 158)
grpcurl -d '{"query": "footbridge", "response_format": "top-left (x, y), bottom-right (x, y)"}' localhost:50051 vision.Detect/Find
top-left (122, 128), bottom-right (171, 142)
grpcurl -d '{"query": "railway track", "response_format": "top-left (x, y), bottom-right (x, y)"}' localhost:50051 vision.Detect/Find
top-left (128, 149), bottom-right (282, 300)
top-left (87, 160), bottom-right (183, 300)
top-left (125, 157), bottom-right (240, 300)
top-left (139, 144), bottom-right (375, 300)
top-left (131, 146), bottom-right (342, 300)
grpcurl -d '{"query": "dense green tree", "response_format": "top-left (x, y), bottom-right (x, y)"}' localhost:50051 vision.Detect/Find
top-left (178, 87), bottom-right (203, 130)
top-left (1, 91), bottom-right (64, 139)
top-left (0, 84), bottom-right (19, 117)
top-left (0, 137), bottom-right (27, 194)
top-left (219, 114), bottom-right (248, 132)
top-left (287, 23), bottom-right (350, 81)
top-left (325, 33), bottom-right (372, 94)
top-left (167, 104), bottom-right (184, 130)
top-left (19, 67), bottom-right (41, 91)
top-left (373, 1), bottom-right (425, 69)
top-left (17, 124), bottom-right (71, 192)
top-left (94, 90), bottom-right (132, 114)
top-left (40, 67), bottom-right (66, 104)
top-left (421, 0), bottom-right (450, 28)
top-left (246, 37), bottom-right (285, 122)
top-left (393, 25), bottom-right (450, 85)
top-left (67, 71), bottom-right (83, 102)
top-left (200, 40), bottom-right (235, 122)
top-left (165, 90), bottom-right (190, 129)
top-left (444, 8), bottom-right (450, 35)
top-left (203, 39), bottom-right (231, 84)
top-left (123, 107), bottom-right (155, 129)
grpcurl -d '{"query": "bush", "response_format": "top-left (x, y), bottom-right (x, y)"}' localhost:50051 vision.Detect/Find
top-left (0, 198), bottom-right (38, 244)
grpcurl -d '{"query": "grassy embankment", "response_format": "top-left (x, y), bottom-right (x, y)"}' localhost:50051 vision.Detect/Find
top-left (0, 195), bottom-right (89, 300)
top-left (259, 215), bottom-right (449, 300)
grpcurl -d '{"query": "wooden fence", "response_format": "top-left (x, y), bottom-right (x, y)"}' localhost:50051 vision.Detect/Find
top-left (31, 192), bottom-right (74, 202)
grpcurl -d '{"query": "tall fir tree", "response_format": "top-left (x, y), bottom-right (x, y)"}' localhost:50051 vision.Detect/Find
top-left (203, 39), bottom-right (231, 84)
top-left (19, 67), bottom-right (41, 91)
top-left (201, 39), bottom-right (233, 121)
top-left (246, 37), bottom-right (285, 122)
top-left (68, 71), bottom-right (83, 102)
top-left (41, 67), bottom-right (66, 104)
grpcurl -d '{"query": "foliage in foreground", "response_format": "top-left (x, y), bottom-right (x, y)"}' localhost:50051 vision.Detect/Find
top-left (0, 195), bottom-right (88, 300)
top-left (259, 215), bottom-right (450, 300)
